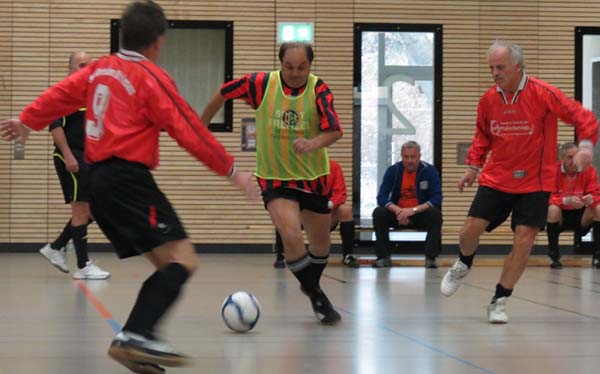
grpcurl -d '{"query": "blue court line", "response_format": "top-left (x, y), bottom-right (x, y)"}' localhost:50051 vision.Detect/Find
top-left (335, 306), bottom-right (497, 374)
top-left (74, 280), bottom-right (122, 333)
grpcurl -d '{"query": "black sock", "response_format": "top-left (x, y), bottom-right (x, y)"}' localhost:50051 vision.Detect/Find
top-left (459, 251), bottom-right (475, 268)
top-left (123, 263), bottom-right (190, 339)
top-left (546, 222), bottom-right (561, 260)
top-left (592, 222), bottom-right (600, 255)
top-left (51, 219), bottom-right (73, 250)
top-left (288, 254), bottom-right (318, 293)
top-left (274, 230), bottom-right (284, 257)
top-left (340, 221), bottom-right (355, 257)
top-left (71, 224), bottom-right (90, 269)
top-left (492, 283), bottom-right (513, 303)
top-left (309, 252), bottom-right (329, 286)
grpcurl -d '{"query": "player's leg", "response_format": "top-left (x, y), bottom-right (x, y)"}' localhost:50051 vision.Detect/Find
top-left (546, 204), bottom-right (563, 268)
top-left (89, 159), bottom-right (192, 369)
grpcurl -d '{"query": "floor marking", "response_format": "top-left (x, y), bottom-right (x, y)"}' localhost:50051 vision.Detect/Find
top-left (74, 280), bottom-right (122, 333)
top-left (336, 305), bottom-right (497, 374)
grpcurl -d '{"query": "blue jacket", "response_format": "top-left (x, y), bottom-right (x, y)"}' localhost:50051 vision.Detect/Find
top-left (376, 161), bottom-right (442, 209)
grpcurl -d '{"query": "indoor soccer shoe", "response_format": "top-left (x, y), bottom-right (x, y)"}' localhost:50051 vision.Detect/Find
top-left (108, 331), bottom-right (190, 368)
top-left (109, 353), bottom-right (166, 374)
top-left (301, 287), bottom-right (342, 325)
top-left (39, 244), bottom-right (69, 273)
top-left (487, 297), bottom-right (509, 324)
top-left (440, 259), bottom-right (470, 296)
top-left (73, 261), bottom-right (111, 280)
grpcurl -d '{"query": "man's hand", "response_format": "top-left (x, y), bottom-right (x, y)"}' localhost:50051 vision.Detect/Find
top-left (0, 119), bottom-right (30, 143)
top-left (566, 196), bottom-right (585, 209)
top-left (64, 153), bottom-right (79, 173)
top-left (582, 194), bottom-right (594, 207)
top-left (574, 141), bottom-right (594, 171)
top-left (230, 170), bottom-right (261, 201)
top-left (458, 168), bottom-right (478, 192)
top-left (293, 138), bottom-right (316, 154)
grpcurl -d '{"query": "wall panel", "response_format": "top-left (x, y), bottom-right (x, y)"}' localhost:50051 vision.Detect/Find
top-left (2, 0), bottom-right (598, 249)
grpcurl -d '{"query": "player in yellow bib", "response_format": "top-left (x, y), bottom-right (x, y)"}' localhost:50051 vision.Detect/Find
top-left (202, 42), bottom-right (343, 324)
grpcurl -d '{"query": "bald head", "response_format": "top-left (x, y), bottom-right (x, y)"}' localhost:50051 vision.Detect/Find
top-left (68, 51), bottom-right (91, 75)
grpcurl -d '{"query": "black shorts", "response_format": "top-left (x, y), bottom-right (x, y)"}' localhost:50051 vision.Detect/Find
top-left (559, 208), bottom-right (590, 233)
top-left (89, 158), bottom-right (188, 259)
top-left (468, 186), bottom-right (550, 232)
top-left (53, 149), bottom-right (90, 203)
top-left (262, 187), bottom-right (330, 214)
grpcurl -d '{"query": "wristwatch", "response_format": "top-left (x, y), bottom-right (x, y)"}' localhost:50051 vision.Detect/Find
top-left (412, 207), bottom-right (418, 213)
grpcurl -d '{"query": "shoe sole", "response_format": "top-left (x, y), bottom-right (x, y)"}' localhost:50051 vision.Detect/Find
top-left (489, 319), bottom-right (508, 324)
top-left (108, 345), bottom-right (190, 367)
top-left (73, 274), bottom-right (111, 280)
top-left (39, 251), bottom-right (69, 274)
top-left (108, 348), bottom-right (166, 374)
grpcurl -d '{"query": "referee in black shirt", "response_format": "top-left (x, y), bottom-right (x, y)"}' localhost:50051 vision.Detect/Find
top-left (39, 51), bottom-right (110, 280)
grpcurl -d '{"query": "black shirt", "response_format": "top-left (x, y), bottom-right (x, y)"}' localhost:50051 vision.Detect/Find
top-left (49, 108), bottom-right (86, 153)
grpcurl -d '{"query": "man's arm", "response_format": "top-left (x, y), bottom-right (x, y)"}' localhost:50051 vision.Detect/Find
top-left (51, 127), bottom-right (79, 172)
top-left (328, 162), bottom-right (347, 209)
top-left (200, 92), bottom-right (226, 125)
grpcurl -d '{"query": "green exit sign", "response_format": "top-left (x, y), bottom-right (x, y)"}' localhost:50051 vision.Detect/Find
top-left (278, 22), bottom-right (314, 43)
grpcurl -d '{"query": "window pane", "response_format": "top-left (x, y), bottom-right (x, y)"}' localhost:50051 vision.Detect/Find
top-left (359, 30), bottom-right (435, 222)
top-left (158, 29), bottom-right (226, 123)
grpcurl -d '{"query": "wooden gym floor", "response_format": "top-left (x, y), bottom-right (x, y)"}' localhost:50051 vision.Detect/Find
top-left (1, 252), bottom-right (599, 374)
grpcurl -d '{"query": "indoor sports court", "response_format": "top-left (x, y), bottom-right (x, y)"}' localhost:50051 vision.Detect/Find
top-left (3, 1), bottom-right (600, 374)
top-left (2, 253), bottom-right (600, 374)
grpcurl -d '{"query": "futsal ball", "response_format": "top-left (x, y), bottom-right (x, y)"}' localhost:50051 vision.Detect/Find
top-left (221, 291), bottom-right (261, 333)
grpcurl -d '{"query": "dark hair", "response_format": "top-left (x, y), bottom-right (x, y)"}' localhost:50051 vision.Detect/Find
top-left (121, 1), bottom-right (168, 51)
top-left (278, 42), bottom-right (314, 63)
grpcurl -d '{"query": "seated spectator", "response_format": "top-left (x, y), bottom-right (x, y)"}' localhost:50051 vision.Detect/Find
top-left (546, 143), bottom-right (600, 269)
top-left (372, 141), bottom-right (442, 268)
top-left (273, 159), bottom-right (358, 268)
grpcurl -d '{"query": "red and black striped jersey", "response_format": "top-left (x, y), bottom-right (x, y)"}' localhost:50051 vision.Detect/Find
top-left (221, 71), bottom-right (342, 194)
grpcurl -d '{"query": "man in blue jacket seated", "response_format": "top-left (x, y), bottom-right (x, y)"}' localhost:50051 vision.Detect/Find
top-left (372, 141), bottom-right (443, 268)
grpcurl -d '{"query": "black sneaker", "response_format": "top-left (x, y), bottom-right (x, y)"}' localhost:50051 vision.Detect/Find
top-left (593, 253), bottom-right (600, 269)
top-left (550, 258), bottom-right (563, 269)
top-left (111, 357), bottom-right (165, 374)
top-left (372, 257), bottom-right (392, 268)
top-left (425, 257), bottom-right (438, 269)
top-left (273, 255), bottom-right (286, 269)
top-left (108, 331), bottom-right (190, 368)
top-left (343, 255), bottom-right (359, 268)
top-left (300, 287), bottom-right (342, 325)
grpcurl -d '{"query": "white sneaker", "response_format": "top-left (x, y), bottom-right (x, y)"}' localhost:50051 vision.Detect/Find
top-left (73, 261), bottom-right (110, 280)
top-left (487, 297), bottom-right (509, 324)
top-left (39, 244), bottom-right (69, 273)
top-left (440, 259), bottom-right (470, 296)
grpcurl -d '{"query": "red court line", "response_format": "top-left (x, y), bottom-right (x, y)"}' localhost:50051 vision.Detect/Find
top-left (74, 280), bottom-right (113, 319)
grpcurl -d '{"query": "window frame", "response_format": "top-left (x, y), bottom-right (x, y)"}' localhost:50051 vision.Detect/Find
top-left (110, 19), bottom-right (234, 132)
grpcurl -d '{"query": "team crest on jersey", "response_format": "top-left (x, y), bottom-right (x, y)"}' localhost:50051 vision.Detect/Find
top-left (282, 110), bottom-right (300, 127)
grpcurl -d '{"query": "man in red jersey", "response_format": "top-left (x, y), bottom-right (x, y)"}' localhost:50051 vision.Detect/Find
top-left (272, 159), bottom-right (358, 269)
top-left (439, 40), bottom-right (598, 324)
top-left (202, 42), bottom-right (344, 325)
top-left (0, 1), bottom-right (259, 373)
top-left (546, 143), bottom-right (600, 269)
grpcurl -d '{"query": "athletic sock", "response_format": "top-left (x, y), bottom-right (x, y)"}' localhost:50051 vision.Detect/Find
top-left (546, 222), bottom-right (561, 260)
top-left (592, 222), bottom-right (600, 255)
top-left (274, 230), bottom-right (284, 257)
top-left (288, 254), bottom-right (318, 293)
top-left (459, 251), bottom-right (475, 268)
top-left (308, 252), bottom-right (329, 286)
top-left (51, 219), bottom-right (73, 250)
top-left (491, 283), bottom-right (513, 303)
top-left (123, 263), bottom-right (190, 339)
top-left (340, 221), bottom-right (355, 257)
top-left (71, 224), bottom-right (90, 269)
